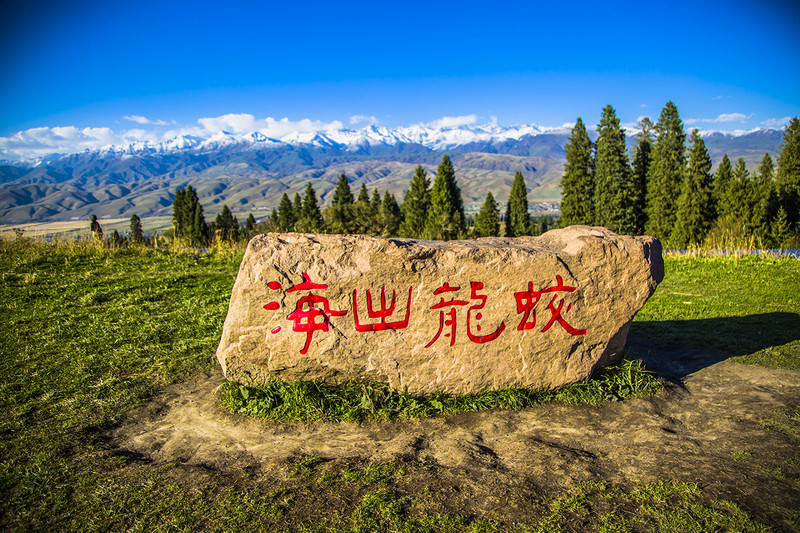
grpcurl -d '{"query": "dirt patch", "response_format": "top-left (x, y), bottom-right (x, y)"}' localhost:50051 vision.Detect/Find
top-left (111, 341), bottom-right (800, 529)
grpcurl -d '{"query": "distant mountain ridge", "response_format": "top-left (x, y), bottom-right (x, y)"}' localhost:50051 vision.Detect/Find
top-left (0, 122), bottom-right (785, 224)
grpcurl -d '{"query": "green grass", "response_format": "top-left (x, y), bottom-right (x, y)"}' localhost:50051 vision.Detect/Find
top-left (220, 357), bottom-right (662, 422)
top-left (1, 241), bottom-right (797, 530)
top-left (632, 253), bottom-right (800, 370)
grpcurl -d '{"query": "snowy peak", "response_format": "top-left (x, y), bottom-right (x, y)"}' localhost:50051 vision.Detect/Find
top-left (1, 120), bottom-right (787, 167)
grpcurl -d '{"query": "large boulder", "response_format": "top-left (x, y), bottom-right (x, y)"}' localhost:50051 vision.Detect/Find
top-left (216, 226), bottom-right (663, 395)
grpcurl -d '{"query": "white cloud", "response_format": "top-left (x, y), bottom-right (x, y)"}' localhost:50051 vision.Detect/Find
top-left (0, 126), bottom-right (123, 161)
top-left (762, 117), bottom-right (791, 128)
top-left (193, 113), bottom-right (344, 138)
top-left (350, 115), bottom-right (379, 125)
top-left (123, 114), bottom-right (169, 126)
top-left (426, 114), bottom-right (478, 129)
top-left (540, 122), bottom-right (574, 135)
top-left (685, 112), bottom-right (752, 125)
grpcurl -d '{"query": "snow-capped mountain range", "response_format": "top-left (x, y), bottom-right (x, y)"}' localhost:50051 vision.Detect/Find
top-left (0, 121), bottom-right (785, 224)
top-left (69, 122), bottom-right (557, 163)
top-left (0, 119), bottom-right (785, 168)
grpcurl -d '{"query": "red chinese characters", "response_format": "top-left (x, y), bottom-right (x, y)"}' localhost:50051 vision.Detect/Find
top-left (425, 281), bottom-right (506, 347)
top-left (281, 272), bottom-right (348, 354)
top-left (514, 275), bottom-right (586, 336)
top-left (353, 286), bottom-right (413, 332)
top-left (264, 272), bottom-right (586, 355)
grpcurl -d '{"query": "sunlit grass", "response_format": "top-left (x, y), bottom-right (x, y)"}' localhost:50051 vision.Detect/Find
top-left (220, 357), bottom-right (661, 422)
top-left (0, 238), bottom-right (796, 531)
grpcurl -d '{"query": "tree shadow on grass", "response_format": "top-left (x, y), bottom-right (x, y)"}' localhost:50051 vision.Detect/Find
top-left (626, 312), bottom-right (800, 382)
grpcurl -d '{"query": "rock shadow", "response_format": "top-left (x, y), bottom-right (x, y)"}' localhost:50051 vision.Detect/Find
top-left (626, 312), bottom-right (800, 381)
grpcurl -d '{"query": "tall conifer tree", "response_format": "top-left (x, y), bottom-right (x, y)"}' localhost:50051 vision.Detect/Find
top-left (645, 101), bottom-right (686, 243)
top-left (329, 174), bottom-right (355, 233)
top-left (474, 191), bottom-right (500, 237)
top-left (172, 187), bottom-right (187, 237)
top-left (277, 193), bottom-right (295, 231)
top-left (593, 105), bottom-right (635, 234)
top-left (298, 182), bottom-right (325, 232)
top-left (425, 154), bottom-right (465, 240)
top-left (244, 213), bottom-right (257, 237)
top-left (673, 130), bottom-right (715, 247)
top-left (754, 153), bottom-right (777, 243)
top-left (214, 204), bottom-right (239, 242)
top-left (399, 165), bottom-right (431, 238)
top-left (713, 154), bottom-right (734, 212)
top-left (129, 214), bottom-right (144, 244)
top-left (776, 117), bottom-right (800, 230)
top-left (505, 171), bottom-right (531, 237)
top-left (559, 118), bottom-right (594, 227)
top-left (190, 199), bottom-right (208, 246)
top-left (725, 158), bottom-right (756, 224)
top-left (380, 191), bottom-right (402, 237)
top-left (292, 193), bottom-right (303, 225)
top-left (630, 117), bottom-right (654, 234)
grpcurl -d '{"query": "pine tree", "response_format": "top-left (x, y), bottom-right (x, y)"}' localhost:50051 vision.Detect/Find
top-left (771, 206), bottom-right (791, 248)
top-left (505, 171), bottom-right (532, 237)
top-left (244, 213), bottom-right (257, 237)
top-left (298, 182), bottom-right (325, 232)
top-left (357, 184), bottom-right (370, 204)
top-left (171, 187), bottom-right (192, 238)
top-left (645, 101), bottom-right (686, 243)
top-left (593, 105), bottom-right (635, 234)
top-left (277, 193), bottom-right (295, 231)
top-left (713, 154), bottom-right (734, 213)
top-left (268, 209), bottom-right (279, 232)
top-left (129, 213), bottom-right (144, 244)
top-left (753, 153), bottom-right (777, 244)
top-left (380, 191), bottom-right (402, 237)
top-left (171, 185), bottom-right (208, 246)
top-left (425, 154), bottom-right (465, 240)
top-left (776, 117), bottom-right (800, 230)
top-left (333, 173), bottom-right (355, 205)
top-left (725, 158), bottom-right (756, 224)
top-left (559, 118), bottom-right (594, 227)
top-left (369, 188), bottom-right (382, 233)
top-left (190, 199), bottom-right (208, 246)
top-left (399, 165), bottom-right (431, 238)
top-left (474, 191), bottom-right (500, 237)
top-left (215, 204), bottom-right (238, 242)
top-left (292, 193), bottom-right (303, 227)
top-left (673, 129), bottom-right (715, 247)
top-left (329, 174), bottom-right (355, 233)
top-left (630, 117), bottom-right (654, 234)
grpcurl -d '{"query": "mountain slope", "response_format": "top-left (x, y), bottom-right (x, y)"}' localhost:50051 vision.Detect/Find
top-left (0, 124), bottom-right (783, 224)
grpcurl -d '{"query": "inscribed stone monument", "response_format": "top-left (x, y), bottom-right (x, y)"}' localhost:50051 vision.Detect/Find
top-left (216, 226), bottom-right (663, 395)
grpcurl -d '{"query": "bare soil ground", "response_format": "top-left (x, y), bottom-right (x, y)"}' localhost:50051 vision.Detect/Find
top-left (111, 337), bottom-right (800, 530)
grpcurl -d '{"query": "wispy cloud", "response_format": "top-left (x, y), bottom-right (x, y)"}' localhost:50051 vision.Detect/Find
top-left (685, 112), bottom-right (752, 125)
top-left (0, 114), bottom-right (350, 162)
top-left (762, 117), bottom-right (791, 128)
top-left (123, 114), bottom-right (170, 126)
top-left (0, 126), bottom-right (122, 160)
top-left (350, 115), bottom-right (378, 126)
top-left (426, 114), bottom-right (478, 129)
top-left (188, 113), bottom-right (344, 138)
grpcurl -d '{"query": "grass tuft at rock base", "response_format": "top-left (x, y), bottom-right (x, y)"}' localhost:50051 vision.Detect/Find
top-left (220, 357), bottom-right (662, 422)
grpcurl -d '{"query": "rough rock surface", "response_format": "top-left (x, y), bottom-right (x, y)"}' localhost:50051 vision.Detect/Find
top-left (216, 226), bottom-right (663, 394)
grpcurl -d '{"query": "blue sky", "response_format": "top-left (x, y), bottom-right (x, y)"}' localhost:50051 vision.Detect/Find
top-left (1, 0), bottom-right (799, 159)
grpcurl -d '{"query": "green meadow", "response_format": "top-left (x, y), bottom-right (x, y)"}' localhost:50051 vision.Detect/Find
top-left (1, 239), bottom-right (798, 531)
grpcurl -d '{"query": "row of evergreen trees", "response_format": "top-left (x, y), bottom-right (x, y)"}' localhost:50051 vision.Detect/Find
top-left (168, 155), bottom-right (554, 245)
top-left (560, 102), bottom-right (800, 248)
